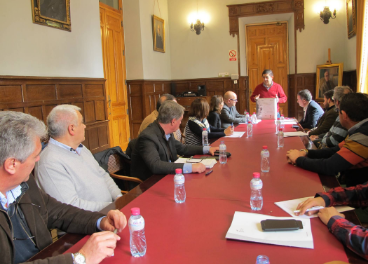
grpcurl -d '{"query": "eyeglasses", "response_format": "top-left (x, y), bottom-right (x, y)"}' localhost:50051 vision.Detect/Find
top-left (7, 201), bottom-right (40, 242)
top-left (230, 99), bottom-right (238, 102)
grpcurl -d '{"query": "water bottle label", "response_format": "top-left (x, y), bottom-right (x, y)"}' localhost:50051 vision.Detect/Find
top-left (129, 217), bottom-right (145, 231)
top-left (174, 175), bottom-right (185, 184)
top-left (251, 181), bottom-right (263, 190)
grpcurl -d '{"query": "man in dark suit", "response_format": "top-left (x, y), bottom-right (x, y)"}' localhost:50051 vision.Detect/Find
top-left (308, 90), bottom-right (338, 138)
top-left (297, 89), bottom-right (324, 129)
top-left (131, 101), bottom-right (218, 181)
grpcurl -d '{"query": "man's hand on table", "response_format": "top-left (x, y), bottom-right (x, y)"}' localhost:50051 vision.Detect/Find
top-left (192, 163), bottom-right (206, 173)
top-left (100, 209), bottom-right (127, 233)
top-left (286, 149), bottom-right (307, 164)
top-left (295, 197), bottom-right (326, 216)
top-left (309, 135), bottom-right (318, 141)
top-left (79, 231), bottom-right (120, 264)
top-left (209, 147), bottom-right (219, 155)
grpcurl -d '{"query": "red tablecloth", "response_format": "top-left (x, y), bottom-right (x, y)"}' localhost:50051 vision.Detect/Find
top-left (66, 120), bottom-right (349, 263)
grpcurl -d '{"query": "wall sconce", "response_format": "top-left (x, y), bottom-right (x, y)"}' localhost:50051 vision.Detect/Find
top-left (191, 19), bottom-right (204, 35)
top-left (320, 6), bottom-right (336, 24)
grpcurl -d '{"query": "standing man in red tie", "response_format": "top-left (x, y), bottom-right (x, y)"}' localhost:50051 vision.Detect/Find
top-left (250, 69), bottom-right (287, 118)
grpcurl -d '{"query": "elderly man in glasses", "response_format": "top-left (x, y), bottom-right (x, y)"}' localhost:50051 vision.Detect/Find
top-left (0, 111), bottom-right (127, 264)
top-left (220, 91), bottom-right (247, 128)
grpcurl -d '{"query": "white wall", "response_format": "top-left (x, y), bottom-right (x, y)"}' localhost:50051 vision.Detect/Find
top-left (297, 0), bottom-right (356, 73)
top-left (167, 0), bottom-right (356, 79)
top-left (0, 1), bottom-right (104, 78)
top-left (124, 0), bottom-right (144, 79)
top-left (123, 0), bottom-right (172, 80)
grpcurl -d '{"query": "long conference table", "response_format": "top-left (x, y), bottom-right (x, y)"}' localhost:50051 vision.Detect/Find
top-left (31, 120), bottom-right (367, 263)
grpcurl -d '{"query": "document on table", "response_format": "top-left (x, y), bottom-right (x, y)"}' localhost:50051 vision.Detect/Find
top-left (226, 211), bottom-right (313, 249)
top-left (174, 158), bottom-right (217, 169)
top-left (283, 131), bottom-right (308, 137)
top-left (225, 132), bottom-right (245, 138)
top-left (281, 120), bottom-right (297, 125)
top-left (275, 197), bottom-right (354, 219)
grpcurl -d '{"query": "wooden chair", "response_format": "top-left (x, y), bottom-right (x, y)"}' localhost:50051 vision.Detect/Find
top-left (107, 153), bottom-right (142, 194)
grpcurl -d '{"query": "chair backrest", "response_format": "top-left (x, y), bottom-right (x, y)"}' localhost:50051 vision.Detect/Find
top-left (107, 153), bottom-right (122, 174)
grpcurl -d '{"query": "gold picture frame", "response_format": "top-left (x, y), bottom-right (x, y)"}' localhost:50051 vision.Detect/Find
top-left (153, 15), bottom-right (165, 53)
top-left (346, 0), bottom-right (357, 39)
top-left (316, 63), bottom-right (344, 100)
top-left (31, 0), bottom-right (71, 32)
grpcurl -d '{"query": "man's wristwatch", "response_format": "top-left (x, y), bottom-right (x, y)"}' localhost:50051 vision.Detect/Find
top-left (72, 253), bottom-right (86, 264)
top-left (300, 149), bottom-right (308, 155)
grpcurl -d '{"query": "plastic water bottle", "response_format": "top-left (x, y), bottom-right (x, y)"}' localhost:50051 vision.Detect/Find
top-left (260, 146), bottom-right (270, 172)
top-left (251, 112), bottom-right (257, 124)
top-left (275, 118), bottom-right (281, 134)
top-left (277, 128), bottom-right (284, 148)
top-left (256, 255), bottom-right (270, 264)
top-left (174, 168), bottom-right (186, 203)
top-left (280, 114), bottom-right (285, 129)
top-left (202, 128), bottom-right (209, 146)
top-left (250, 172), bottom-right (263, 211)
top-left (247, 121), bottom-right (253, 138)
top-left (219, 141), bottom-right (227, 164)
top-left (245, 112), bottom-right (250, 123)
top-left (129, 207), bottom-right (147, 257)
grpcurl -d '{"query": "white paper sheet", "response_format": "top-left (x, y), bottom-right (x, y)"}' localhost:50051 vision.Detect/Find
top-left (283, 131), bottom-right (308, 137)
top-left (174, 157), bottom-right (217, 169)
top-left (275, 197), bottom-right (354, 219)
top-left (281, 120), bottom-right (297, 124)
top-left (257, 98), bottom-right (277, 120)
top-left (225, 132), bottom-right (245, 138)
top-left (226, 211), bottom-right (314, 249)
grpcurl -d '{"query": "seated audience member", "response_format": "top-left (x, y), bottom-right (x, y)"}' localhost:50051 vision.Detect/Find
top-left (308, 90), bottom-right (338, 138)
top-left (250, 69), bottom-right (287, 117)
top-left (297, 89), bottom-right (324, 129)
top-left (138, 93), bottom-right (175, 134)
top-left (220, 91), bottom-right (246, 128)
top-left (286, 93), bottom-right (368, 187)
top-left (311, 86), bottom-right (353, 148)
top-left (35, 105), bottom-right (122, 211)
top-left (0, 111), bottom-right (126, 264)
top-left (295, 183), bottom-right (368, 260)
top-left (184, 98), bottom-right (233, 145)
top-left (131, 101), bottom-right (218, 181)
top-left (208, 95), bottom-right (224, 128)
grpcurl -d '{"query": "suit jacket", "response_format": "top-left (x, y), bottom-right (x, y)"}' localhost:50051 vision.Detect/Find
top-left (0, 176), bottom-right (104, 264)
top-left (299, 100), bottom-right (324, 129)
top-left (131, 121), bottom-right (204, 181)
top-left (207, 111), bottom-right (222, 129)
top-left (220, 104), bottom-right (246, 128)
top-left (309, 105), bottom-right (338, 136)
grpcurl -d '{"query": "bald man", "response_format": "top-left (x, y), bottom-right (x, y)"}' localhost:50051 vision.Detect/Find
top-left (220, 91), bottom-right (246, 128)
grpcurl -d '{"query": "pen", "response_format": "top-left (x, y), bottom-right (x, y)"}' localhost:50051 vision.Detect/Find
top-left (205, 170), bottom-right (213, 176)
top-left (113, 228), bottom-right (118, 234)
top-left (231, 122), bottom-right (234, 128)
top-left (293, 206), bottom-right (324, 214)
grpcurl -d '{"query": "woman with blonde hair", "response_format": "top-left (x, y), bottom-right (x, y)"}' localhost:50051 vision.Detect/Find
top-left (184, 98), bottom-right (233, 145)
top-left (208, 95), bottom-right (224, 128)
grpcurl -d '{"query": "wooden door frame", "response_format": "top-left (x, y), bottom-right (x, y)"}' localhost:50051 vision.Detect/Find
top-left (245, 22), bottom-right (289, 115)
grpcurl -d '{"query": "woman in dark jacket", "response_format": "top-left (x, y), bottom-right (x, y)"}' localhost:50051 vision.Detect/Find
top-left (207, 95), bottom-right (224, 128)
top-left (184, 98), bottom-right (233, 145)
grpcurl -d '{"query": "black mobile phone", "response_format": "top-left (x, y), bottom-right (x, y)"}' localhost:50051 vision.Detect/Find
top-left (214, 151), bottom-right (231, 157)
top-left (261, 219), bottom-right (303, 232)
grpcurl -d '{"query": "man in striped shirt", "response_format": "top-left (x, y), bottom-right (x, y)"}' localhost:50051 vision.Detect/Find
top-left (310, 86), bottom-right (353, 148)
top-left (286, 93), bottom-right (368, 187)
top-left (295, 182), bottom-right (368, 260)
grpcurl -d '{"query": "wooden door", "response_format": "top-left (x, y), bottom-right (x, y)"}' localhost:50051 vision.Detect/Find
top-left (246, 23), bottom-right (289, 116)
top-left (100, 3), bottom-right (130, 150)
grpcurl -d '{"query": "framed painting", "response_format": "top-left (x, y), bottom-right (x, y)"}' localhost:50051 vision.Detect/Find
top-left (153, 15), bottom-right (165, 53)
top-left (346, 0), bottom-right (357, 39)
top-left (316, 63), bottom-right (344, 100)
top-left (31, 0), bottom-right (71, 32)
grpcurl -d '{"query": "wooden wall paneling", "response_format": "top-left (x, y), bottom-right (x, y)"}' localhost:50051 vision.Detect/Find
top-left (0, 76), bottom-right (108, 154)
top-left (343, 70), bottom-right (357, 92)
top-left (127, 81), bottom-right (143, 139)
